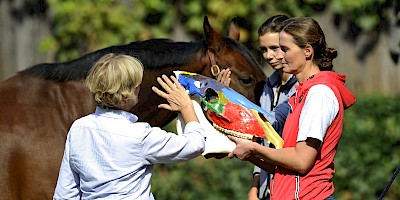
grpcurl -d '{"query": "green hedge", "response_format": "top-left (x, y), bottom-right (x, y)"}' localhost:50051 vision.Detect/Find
top-left (151, 95), bottom-right (400, 200)
top-left (334, 95), bottom-right (400, 200)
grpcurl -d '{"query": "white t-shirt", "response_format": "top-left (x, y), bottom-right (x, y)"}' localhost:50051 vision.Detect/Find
top-left (297, 84), bottom-right (339, 142)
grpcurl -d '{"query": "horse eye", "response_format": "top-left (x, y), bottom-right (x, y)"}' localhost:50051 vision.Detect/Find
top-left (238, 77), bottom-right (255, 85)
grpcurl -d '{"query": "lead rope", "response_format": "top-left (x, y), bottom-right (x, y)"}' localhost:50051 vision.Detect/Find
top-left (378, 164), bottom-right (400, 200)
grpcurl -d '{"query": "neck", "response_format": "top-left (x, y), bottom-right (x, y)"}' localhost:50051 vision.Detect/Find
top-left (295, 64), bottom-right (320, 83)
top-left (279, 69), bottom-right (291, 85)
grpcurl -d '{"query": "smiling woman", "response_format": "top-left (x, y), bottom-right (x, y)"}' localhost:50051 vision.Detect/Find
top-left (0, 16), bottom-right (266, 199)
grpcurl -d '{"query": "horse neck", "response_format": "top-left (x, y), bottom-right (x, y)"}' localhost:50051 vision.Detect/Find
top-left (174, 44), bottom-right (212, 76)
top-left (137, 39), bottom-right (210, 75)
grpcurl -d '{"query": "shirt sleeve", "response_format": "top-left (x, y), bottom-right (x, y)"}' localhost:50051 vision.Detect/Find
top-left (53, 133), bottom-right (81, 199)
top-left (142, 121), bottom-right (206, 163)
top-left (269, 100), bottom-right (291, 135)
top-left (297, 84), bottom-right (339, 142)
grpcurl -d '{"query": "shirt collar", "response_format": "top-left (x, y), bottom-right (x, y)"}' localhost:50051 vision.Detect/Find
top-left (94, 106), bottom-right (138, 123)
top-left (268, 71), bottom-right (296, 87)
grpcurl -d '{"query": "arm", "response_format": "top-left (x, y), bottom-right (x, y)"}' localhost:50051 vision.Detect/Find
top-left (53, 134), bottom-right (81, 199)
top-left (148, 74), bottom-right (206, 163)
top-left (269, 100), bottom-right (291, 134)
top-left (143, 123), bottom-right (206, 163)
top-left (228, 136), bottom-right (320, 174)
top-left (229, 85), bottom-right (338, 173)
top-left (248, 173), bottom-right (260, 200)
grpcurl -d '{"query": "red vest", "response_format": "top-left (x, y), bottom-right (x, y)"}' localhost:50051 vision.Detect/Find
top-left (271, 72), bottom-right (355, 200)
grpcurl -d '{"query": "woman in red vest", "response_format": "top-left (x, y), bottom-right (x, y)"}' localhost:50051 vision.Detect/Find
top-left (228, 17), bottom-right (356, 200)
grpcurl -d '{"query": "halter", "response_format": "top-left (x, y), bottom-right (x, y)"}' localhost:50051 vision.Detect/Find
top-left (207, 50), bottom-right (221, 77)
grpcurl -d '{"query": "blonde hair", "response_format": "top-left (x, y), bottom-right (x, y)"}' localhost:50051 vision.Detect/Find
top-left (86, 53), bottom-right (144, 109)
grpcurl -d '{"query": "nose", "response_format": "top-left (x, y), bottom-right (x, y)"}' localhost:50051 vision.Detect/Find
top-left (264, 49), bottom-right (274, 61)
top-left (275, 49), bottom-right (284, 60)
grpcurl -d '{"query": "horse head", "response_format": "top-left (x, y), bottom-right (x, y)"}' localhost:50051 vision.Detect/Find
top-left (201, 16), bottom-right (266, 104)
top-left (132, 16), bottom-right (267, 127)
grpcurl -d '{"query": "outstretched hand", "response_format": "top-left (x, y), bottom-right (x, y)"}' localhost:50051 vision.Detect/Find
top-left (227, 135), bottom-right (255, 161)
top-left (216, 68), bottom-right (231, 87)
top-left (152, 74), bottom-right (192, 112)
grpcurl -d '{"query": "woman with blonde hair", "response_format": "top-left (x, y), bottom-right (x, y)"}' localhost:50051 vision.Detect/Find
top-left (54, 53), bottom-right (206, 199)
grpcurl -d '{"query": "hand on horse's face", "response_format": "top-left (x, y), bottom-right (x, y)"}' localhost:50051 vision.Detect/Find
top-left (152, 74), bottom-right (192, 112)
top-left (216, 68), bottom-right (231, 87)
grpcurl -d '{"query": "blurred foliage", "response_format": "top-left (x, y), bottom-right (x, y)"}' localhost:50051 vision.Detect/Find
top-left (152, 157), bottom-right (254, 200)
top-left (334, 95), bottom-right (400, 200)
top-left (44, 0), bottom-right (395, 61)
top-left (154, 95), bottom-right (400, 200)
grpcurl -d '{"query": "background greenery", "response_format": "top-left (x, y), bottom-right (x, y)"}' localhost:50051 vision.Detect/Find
top-left (40, 0), bottom-right (399, 199)
top-left (44, 0), bottom-right (392, 62)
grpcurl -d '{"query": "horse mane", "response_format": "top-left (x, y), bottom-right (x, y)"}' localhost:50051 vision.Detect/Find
top-left (19, 39), bottom-right (204, 82)
top-left (19, 37), bottom-right (260, 82)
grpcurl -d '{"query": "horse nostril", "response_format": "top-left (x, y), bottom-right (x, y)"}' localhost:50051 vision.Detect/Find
top-left (239, 77), bottom-right (255, 85)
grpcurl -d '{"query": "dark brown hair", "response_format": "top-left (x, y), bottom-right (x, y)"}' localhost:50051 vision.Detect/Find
top-left (258, 14), bottom-right (289, 36)
top-left (279, 17), bottom-right (337, 71)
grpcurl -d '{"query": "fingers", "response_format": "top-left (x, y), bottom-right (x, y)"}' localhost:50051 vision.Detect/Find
top-left (217, 68), bottom-right (231, 87)
top-left (228, 151), bottom-right (236, 158)
top-left (158, 74), bottom-right (175, 93)
top-left (227, 135), bottom-right (238, 143)
top-left (152, 74), bottom-right (190, 112)
top-left (157, 104), bottom-right (172, 110)
top-left (170, 75), bottom-right (184, 90)
top-left (152, 74), bottom-right (180, 97)
top-left (152, 85), bottom-right (167, 99)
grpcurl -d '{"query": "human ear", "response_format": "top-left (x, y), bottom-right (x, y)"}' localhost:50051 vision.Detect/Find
top-left (304, 44), bottom-right (313, 59)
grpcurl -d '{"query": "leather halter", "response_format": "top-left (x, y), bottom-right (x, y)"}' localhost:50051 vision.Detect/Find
top-left (207, 50), bottom-right (220, 77)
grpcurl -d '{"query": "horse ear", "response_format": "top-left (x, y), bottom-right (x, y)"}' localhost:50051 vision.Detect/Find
top-left (227, 17), bottom-right (240, 41)
top-left (203, 16), bottom-right (225, 51)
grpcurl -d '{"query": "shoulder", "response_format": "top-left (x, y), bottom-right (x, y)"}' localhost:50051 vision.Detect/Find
top-left (308, 84), bottom-right (334, 96)
top-left (71, 113), bottom-right (95, 127)
top-left (305, 84), bottom-right (339, 112)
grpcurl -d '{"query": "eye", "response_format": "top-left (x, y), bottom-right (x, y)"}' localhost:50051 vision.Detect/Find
top-left (259, 47), bottom-right (268, 53)
top-left (281, 46), bottom-right (288, 52)
top-left (238, 76), bottom-right (255, 85)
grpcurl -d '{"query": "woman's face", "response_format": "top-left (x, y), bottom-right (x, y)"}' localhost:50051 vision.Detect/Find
top-left (276, 31), bottom-right (307, 75)
top-left (259, 32), bottom-right (282, 70)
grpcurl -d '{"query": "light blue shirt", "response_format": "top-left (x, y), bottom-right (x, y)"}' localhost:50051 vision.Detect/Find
top-left (53, 107), bottom-right (206, 200)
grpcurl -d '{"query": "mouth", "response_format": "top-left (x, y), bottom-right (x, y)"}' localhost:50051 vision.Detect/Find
top-left (271, 62), bottom-right (283, 68)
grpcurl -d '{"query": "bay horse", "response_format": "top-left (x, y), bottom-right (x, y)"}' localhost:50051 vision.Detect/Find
top-left (0, 16), bottom-right (266, 199)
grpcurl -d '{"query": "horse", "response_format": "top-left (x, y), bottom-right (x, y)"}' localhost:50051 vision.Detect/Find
top-left (0, 16), bottom-right (267, 199)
